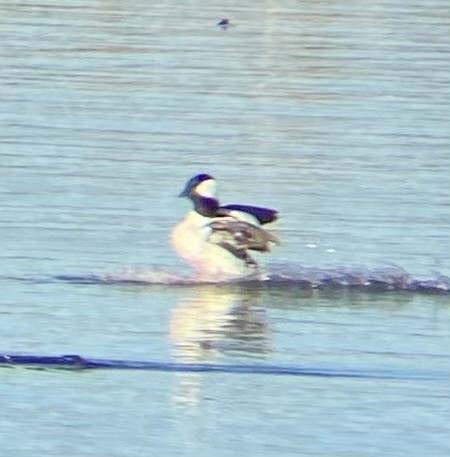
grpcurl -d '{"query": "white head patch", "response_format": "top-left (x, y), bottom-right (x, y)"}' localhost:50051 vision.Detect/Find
top-left (195, 178), bottom-right (217, 198)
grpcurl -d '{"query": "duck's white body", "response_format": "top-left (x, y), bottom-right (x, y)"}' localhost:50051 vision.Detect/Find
top-left (171, 211), bottom-right (254, 281)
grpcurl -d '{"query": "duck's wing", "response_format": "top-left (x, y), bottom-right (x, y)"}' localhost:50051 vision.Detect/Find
top-left (207, 218), bottom-right (279, 258)
top-left (219, 204), bottom-right (279, 225)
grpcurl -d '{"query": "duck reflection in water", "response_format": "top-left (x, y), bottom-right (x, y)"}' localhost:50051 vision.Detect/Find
top-left (170, 285), bottom-right (271, 409)
top-left (170, 285), bottom-right (270, 361)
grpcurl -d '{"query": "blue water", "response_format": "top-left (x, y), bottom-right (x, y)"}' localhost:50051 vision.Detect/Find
top-left (1, 0), bottom-right (449, 456)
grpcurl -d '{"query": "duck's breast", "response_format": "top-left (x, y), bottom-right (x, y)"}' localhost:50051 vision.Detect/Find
top-left (171, 211), bottom-right (211, 264)
top-left (171, 212), bottom-right (251, 279)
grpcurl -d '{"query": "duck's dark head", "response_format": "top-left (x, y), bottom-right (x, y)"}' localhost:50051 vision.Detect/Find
top-left (178, 173), bottom-right (216, 199)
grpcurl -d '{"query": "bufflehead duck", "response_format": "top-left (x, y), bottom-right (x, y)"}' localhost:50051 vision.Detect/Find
top-left (171, 173), bottom-right (279, 281)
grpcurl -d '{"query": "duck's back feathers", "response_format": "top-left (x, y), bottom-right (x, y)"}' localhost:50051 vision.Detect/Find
top-left (207, 218), bottom-right (279, 266)
top-left (219, 204), bottom-right (279, 225)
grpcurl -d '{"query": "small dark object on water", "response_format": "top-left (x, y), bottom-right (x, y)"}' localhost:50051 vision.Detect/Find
top-left (217, 18), bottom-right (230, 29)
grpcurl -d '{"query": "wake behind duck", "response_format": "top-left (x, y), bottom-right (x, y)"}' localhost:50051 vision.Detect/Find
top-left (171, 173), bottom-right (279, 281)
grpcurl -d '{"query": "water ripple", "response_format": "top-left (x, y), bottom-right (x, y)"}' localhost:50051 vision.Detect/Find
top-left (2, 264), bottom-right (449, 293)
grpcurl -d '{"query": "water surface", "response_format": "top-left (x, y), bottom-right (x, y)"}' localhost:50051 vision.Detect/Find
top-left (1, 0), bottom-right (449, 456)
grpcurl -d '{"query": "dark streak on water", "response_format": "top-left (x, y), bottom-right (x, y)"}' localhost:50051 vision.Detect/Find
top-left (1, 353), bottom-right (446, 381)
